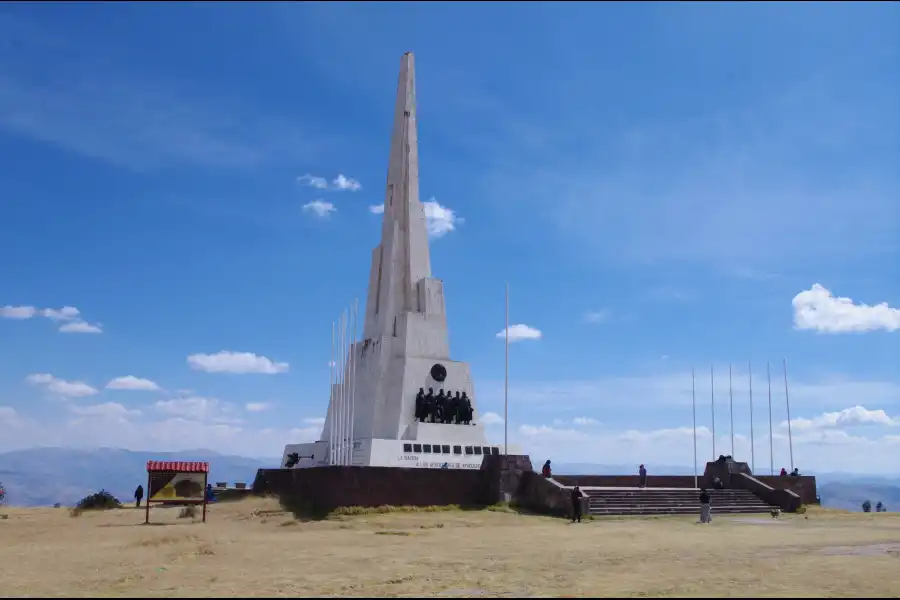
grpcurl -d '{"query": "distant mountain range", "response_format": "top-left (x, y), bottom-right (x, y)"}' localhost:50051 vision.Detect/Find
top-left (0, 448), bottom-right (896, 511)
top-left (0, 447), bottom-right (276, 507)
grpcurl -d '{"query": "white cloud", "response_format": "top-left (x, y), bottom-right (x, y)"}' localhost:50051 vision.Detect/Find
top-left (423, 198), bottom-right (461, 238)
top-left (1, 305), bottom-right (37, 319)
top-left (0, 406), bottom-right (24, 428)
top-left (368, 198), bottom-right (462, 238)
top-left (1, 305), bottom-right (102, 333)
top-left (155, 396), bottom-right (233, 421)
top-left (331, 174), bottom-right (361, 191)
top-left (25, 373), bottom-right (98, 398)
top-left (105, 376), bottom-right (161, 391)
top-left (0, 306), bottom-right (102, 333)
top-left (793, 283), bottom-right (900, 333)
top-left (479, 370), bottom-right (900, 414)
top-left (496, 324), bottom-right (542, 342)
top-left (58, 321), bottom-right (103, 334)
top-left (303, 417), bottom-right (326, 426)
top-left (583, 311), bottom-right (609, 324)
top-left (297, 173), bottom-right (362, 192)
top-left (70, 402), bottom-right (141, 419)
top-left (41, 307), bottom-right (80, 321)
top-left (480, 411), bottom-right (504, 425)
top-left (552, 417), bottom-right (600, 427)
top-left (297, 173), bottom-right (329, 189)
top-left (245, 402), bottom-right (272, 412)
top-left (302, 199), bottom-right (336, 218)
top-left (784, 405), bottom-right (897, 432)
top-left (187, 351), bottom-right (289, 375)
top-left (518, 424), bottom-right (587, 439)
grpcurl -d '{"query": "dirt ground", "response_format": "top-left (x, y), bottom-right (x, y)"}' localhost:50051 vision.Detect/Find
top-left (2, 499), bottom-right (899, 598)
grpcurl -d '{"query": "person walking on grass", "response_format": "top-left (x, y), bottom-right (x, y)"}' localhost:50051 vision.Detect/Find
top-left (698, 488), bottom-right (712, 524)
top-left (571, 485), bottom-right (584, 523)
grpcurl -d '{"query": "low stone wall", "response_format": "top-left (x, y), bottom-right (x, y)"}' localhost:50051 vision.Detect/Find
top-left (733, 473), bottom-right (802, 512)
top-left (252, 465), bottom-right (489, 515)
top-left (518, 472), bottom-right (588, 517)
top-left (252, 458), bottom-right (809, 518)
top-left (756, 475), bottom-right (818, 505)
top-left (553, 475), bottom-right (698, 488)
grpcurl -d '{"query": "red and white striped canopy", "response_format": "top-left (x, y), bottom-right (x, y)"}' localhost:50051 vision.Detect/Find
top-left (146, 461), bottom-right (209, 473)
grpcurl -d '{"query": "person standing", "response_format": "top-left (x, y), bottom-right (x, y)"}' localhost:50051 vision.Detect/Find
top-left (134, 484), bottom-right (144, 509)
top-left (638, 464), bottom-right (647, 488)
top-left (571, 485), bottom-right (584, 523)
top-left (698, 488), bottom-right (711, 524)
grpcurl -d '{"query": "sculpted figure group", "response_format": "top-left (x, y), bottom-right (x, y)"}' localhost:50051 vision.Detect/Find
top-left (414, 388), bottom-right (474, 425)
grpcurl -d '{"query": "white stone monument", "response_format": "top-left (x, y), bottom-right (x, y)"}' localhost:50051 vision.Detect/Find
top-left (282, 52), bottom-right (502, 470)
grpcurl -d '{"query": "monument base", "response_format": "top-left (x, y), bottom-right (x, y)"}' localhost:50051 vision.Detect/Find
top-left (281, 436), bottom-right (521, 469)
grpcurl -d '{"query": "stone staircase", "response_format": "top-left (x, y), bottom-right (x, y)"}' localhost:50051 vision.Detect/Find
top-left (584, 487), bottom-right (776, 516)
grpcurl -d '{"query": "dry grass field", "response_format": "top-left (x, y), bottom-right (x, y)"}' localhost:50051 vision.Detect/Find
top-left (2, 498), bottom-right (900, 597)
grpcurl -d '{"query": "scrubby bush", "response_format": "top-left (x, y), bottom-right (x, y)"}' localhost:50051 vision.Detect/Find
top-left (70, 489), bottom-right (122, 516)
top-left (178, 505), bottom-right (198, 519)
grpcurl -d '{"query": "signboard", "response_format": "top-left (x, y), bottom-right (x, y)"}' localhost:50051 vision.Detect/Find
top-left (144, 460), bottom-right (209, 524)
top-left (149, 472), bottom-right (206, 502)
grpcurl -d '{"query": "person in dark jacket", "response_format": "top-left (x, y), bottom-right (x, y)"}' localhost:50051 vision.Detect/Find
top-left (698, 488), bottom-right (711, 524)
top-left (134, 484), bottom-right (144, 508)
top-left (571, 485), bottom-right (584, 523)
top-left (638, 464), bottom-right (647, 488)
top-left (542, 460), bottom-right (552, 478)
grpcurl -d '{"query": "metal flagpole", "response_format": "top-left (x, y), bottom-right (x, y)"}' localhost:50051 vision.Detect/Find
top-left (329, 321), bottom-right (336, 465)
top-left (504, 282), bottom-right (509, 456)
top-left (729, 364), bottom-right (735, 457)
top-left (783, 358), bottom-right (794, 473)
top-left (691, 368), bottom-right (698, 488)
top-left (710, 365), bottom-right (716, 459)
top-left (349, 299), bottom-right (359, 467)
top-left (748, 360), bottom-right (755, 474)
top-left (767, 361), bottom-right (774, 475)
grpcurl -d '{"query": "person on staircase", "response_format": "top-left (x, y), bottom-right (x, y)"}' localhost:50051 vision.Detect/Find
top-left (698, 488), bottom-right (712, 524)
top-left (541, 460), bottom-right (552, 478)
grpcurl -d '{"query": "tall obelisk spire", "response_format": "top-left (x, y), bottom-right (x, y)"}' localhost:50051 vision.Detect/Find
top-left (363, 52), bottom-right (433, 340)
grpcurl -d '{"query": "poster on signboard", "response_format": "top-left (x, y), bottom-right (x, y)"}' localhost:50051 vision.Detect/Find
top-left (149, 471), bottom-right (206, 502)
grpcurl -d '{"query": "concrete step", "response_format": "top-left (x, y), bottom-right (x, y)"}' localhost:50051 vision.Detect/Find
top-left (586, 494), bottom-right (765, 503)
top-left (589, 505), bottom-right (773, 515)
top-left (588, 499), bottom-right (768, 505)
top-left (583, 489), bottom-right (758, 496)
top-left (579, 486), bottom-right (776, 516)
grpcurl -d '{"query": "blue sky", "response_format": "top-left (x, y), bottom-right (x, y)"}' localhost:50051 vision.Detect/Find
top-left (1, 3), bottom-right (898, 473)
